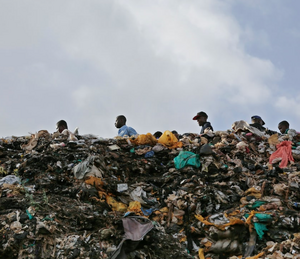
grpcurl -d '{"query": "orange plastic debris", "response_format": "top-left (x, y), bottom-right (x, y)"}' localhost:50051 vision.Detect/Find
top-left (85, 176), bottom-right (104, 191)
top-left (195, 215), bottom-right (245, 230)
top-left (246, 252), bottom-right (264, 259)
top-left (130, 133), bottom-right (158, 146)
top-left (245, 187), bottom-right (262, 198)
top-left (106, 195), bottom-right (127, 212)
top-left (198, 248), bottom-right (205, 259)
top-left (97, 191), bottom-right (107, 200)
top-left (128, 201), bottom-right (143, 215)
top-left (152, 216), bottom-right (161, 222)
top-left (225, 210), bottom-right (241, 217)
top-left (204, 241), bottom-right (212, 248)
top-left (160, 207), bottom-right (169, 213)
top-left (158, 131), bottom-right (183, 149)
top-left (190, 226), bottom-right (196, 233)
top-left (245, 210), bottom-right (256, 226)
top-left (180, 236), bottom-right (187, 242)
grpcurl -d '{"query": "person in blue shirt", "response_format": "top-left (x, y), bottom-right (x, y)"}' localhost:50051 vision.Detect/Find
top-left (115, 115), bottom-right (138, 137)
top-left (192, 111), bottom-right (213, 134)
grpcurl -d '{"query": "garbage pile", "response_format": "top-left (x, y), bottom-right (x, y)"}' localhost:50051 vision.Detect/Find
top-left (1, 123), bottom-right (300, 259)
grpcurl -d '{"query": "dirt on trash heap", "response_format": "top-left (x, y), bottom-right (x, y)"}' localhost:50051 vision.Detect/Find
top-left (1, 124), bottom-right (300, 259)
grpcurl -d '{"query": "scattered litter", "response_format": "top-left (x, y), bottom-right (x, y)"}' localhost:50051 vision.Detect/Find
top-left (1, 126), bottom-right (300, 258)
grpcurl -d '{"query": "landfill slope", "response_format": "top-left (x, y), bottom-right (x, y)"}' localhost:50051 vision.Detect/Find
top-left (1, 128), bottom-right (300, 259)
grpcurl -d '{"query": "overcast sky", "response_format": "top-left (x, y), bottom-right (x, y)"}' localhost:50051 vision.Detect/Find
top-left (1, 0), bottom-right (299, 138)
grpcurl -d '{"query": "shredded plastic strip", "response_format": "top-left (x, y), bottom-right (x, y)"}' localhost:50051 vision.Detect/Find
top-left (195, 214), bottom-right (245, 230)
top-left (246, 251), bottom-right (264, 259)
top-left (198, 248), bottom-right (205, 259)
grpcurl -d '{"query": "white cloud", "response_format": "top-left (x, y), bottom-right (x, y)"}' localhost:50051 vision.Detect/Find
top-left (275, 95), bottom-right (300, 119)
top-left (0, 0), bottom-right (284, 137)
top-left (53, 0), bottom-right (281, 104)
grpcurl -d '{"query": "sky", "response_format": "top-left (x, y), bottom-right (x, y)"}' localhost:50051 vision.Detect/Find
top-left (1, 0), bottom-right (300, 138)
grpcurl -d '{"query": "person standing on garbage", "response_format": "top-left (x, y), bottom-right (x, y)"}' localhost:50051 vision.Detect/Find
top-left (115, 115), bottom-right (138, 137)
top-left (193, 111), bottom-right (213, 134)
top-left (278, 121), bottom-right (290, 134)
top-left (250, 115), bottom-right (277, 135)
top-left (56, 120), bottom-right (68, 133)
top-left (153, 131), bottom-right (163, 139)
top-left (172, 130), bottom-right (180, 140)
top-left (249, 115), bottom-right (266, 132)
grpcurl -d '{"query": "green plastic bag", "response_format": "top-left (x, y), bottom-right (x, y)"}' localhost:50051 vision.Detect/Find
top-left (246, 201), bottom-right (267, 209)
top-left (174, 151), bottom-right (201, 170)
top-left (254, 213), bottom-right (272, 222)
top-left (245, 213), bottom-right (272, 222)
top-left (254, 222), bottom-right (268, 240)
top-left (245, 213), bottom-right (272, 239)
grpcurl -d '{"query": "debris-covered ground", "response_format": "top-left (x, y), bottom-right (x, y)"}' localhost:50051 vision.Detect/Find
top-left (1, 122), bottom-right (300, 259)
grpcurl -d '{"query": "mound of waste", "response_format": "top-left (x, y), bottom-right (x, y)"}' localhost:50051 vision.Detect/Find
top-left (1, 124), bottom-right (300, 259)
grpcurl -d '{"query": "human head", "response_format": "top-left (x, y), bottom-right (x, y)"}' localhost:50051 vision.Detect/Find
top-left (56, 120), bottom-right (68, 133)
top-left (251, 115), bottom-right (265, 125)
top-left (153, 131), bottom-right (162, 139)
top-left (115, 115), bottom-right (127, 129)
top-left (171, 130), bottom-right (180, 140)
top-left (193, 111), bottom-right (208, 126)
top-left (278, 120), bottom-right (289, 134)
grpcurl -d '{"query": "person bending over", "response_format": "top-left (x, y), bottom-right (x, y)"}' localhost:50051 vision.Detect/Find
top-left (56, 120), bottom-right (68, 133)
top-left (278, 120), bottom-right (290, 134)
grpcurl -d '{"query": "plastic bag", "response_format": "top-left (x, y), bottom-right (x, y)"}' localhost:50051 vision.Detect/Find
top-left (128, 201), bottom-right (142, 215)
top-left (200, 144), bottom-right (213, 155)
top-left (106, 195), bottom-right (127, 212)
top-left (268, 134), bottom-right (280, 146)
top-left (130, 133), bottom-right (157, 146)
top-left (85, 176), bottom-right (104, 191)
top-left (174, 151), bottom-right (201, 169)
top-left (245, 212), bottom-right (272, 239)
top-left (158, 130), bottom-right (183, 149)
top-left (269, 141), bottom-right (294, 168)
top-left (73, 156), bottom-right (103, 179)
top-left (254, 223), bottom-right (268, 240)
top-left (0, 175), bottom-right (21, 186)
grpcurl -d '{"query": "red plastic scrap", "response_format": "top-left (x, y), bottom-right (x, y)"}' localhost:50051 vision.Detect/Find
top-left (269, 140), bottom-right (294, 168)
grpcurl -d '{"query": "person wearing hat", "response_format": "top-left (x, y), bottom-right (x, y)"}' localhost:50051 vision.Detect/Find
top-left (193, 111), bottom-right (214, 134)
top-left (249, 115), bottom-right (266, 132)
top-left (250, 115), bottom-right (277, 135)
